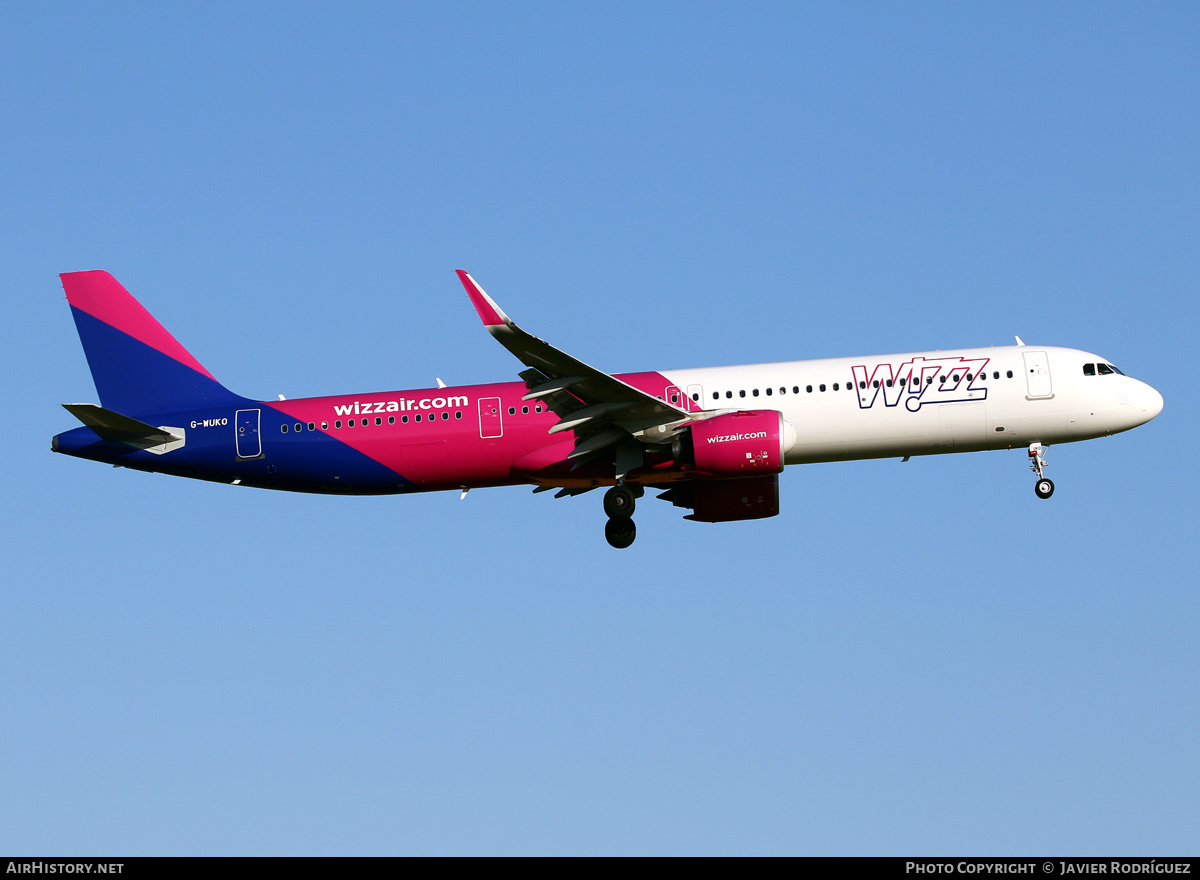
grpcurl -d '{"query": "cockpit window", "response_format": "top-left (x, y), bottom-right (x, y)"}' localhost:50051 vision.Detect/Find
top-left (1109, 364), bottom-right (1125, 375)
top-left (1097, 363), bottom-right (1114, 375)
top-left (1083, 363), bottom-right (1096, 376)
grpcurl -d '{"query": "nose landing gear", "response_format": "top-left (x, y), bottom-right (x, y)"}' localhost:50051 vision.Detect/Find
top-left (1029, 443), bottom-right (1054, 499)
top-left (603, 485), bottom-right (641, 549)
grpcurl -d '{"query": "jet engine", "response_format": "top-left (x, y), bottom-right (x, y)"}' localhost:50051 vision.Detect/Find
top-left (673, 409), bottom-right (794, 478)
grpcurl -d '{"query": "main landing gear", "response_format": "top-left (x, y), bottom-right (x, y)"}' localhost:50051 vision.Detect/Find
top-left (603, 485), bottom-right (641, 549)
top-left (1029, 442), bottom-right (1054, 499)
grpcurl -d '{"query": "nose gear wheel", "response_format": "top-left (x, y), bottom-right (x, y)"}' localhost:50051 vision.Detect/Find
top-left (1028, 443), bottom-right (1054, 500)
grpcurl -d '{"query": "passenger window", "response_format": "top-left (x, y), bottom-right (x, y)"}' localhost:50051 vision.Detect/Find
top-left (522, 406), bottom-right (529, 414)
top-left (375, 417), bottom-right (382, 425)
top-left (726, 391), bottom-right (733, 399)
top-left (792, 386), bottom-right (799, 394)
top-left (819, 384), bottom-right (826, 392)
top-left (402, 415), bottom-right (408, 423)
top-left (1083, 363), bottom-right (1096, 376)
top-left (670, 393), bottom-right (678, 403)
top-left (455, 411), bottom-right (462, 419)
top-left (806, 385), bottom-right (813, 393)
top-left (712, 392), bottom-right (720, 400)
top-left (859, 381), bottom-right (866, 389)
top-left (692, 393), bottom-right (699, 401)
top-left (414, 415), bottom-right (421, 422)
top-left (388, 416), bottom-right (395, 425)
top-left (321, 421), bottom-right (328, 430)
top-left (280, 424), bottom-right (288, 433)
top-left (509, 406), bottom-right (515, 414)
top-left (1006, 370), bottom-right (1013, 378)
top-left (440, 412), bottom-right (447, 420)
top-left (993, 371), bottom-right (1000, 379)
top-left (1097, 363), bottom-right (1114, 375)
top-left (739, 390), bottom-right (746, 398)
top-left (780, 387), bottom-right (787, 395)
top-left (766, 387), bottom-right (773, 396)
top-left (535, 404), bottom-right (543, 413)
top-left (308, 422), bottom-right (315, 431)
top-left (752, 389), bottom-right (759, 397)
top-left (335, 420), bottom-right (342, 429)
top-left (833, 383), bottom-right (839, 391)
top-left (884, 380), bottom-right (891, 388)
top-left (872, 380), bottom-right (879, 388)
top-left (899, 378), bottom-right (906, 386)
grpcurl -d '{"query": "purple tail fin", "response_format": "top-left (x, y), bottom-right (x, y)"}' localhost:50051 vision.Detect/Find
top-left (61, 271), bottom-right (244, 416)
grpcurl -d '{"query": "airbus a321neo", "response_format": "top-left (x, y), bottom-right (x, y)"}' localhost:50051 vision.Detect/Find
top-left (53, 270), bottom-right (1164, 548)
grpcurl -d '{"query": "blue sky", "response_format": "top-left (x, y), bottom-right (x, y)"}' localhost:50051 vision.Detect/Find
top-left (2, 2), bottom-right (1197, 854)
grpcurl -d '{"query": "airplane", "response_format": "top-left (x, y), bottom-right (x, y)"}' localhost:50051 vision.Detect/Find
top-left (52, 269), bottom-right (1164, 548)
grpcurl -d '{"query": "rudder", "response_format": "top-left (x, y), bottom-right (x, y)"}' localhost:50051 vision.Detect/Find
top-left (60, 270), bottom-right (244, 416)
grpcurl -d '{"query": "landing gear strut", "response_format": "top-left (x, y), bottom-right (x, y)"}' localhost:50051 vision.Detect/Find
top-left (603, 485), bottom-right (641, 548)
top-left (1029, 442), bottom-right (1054, 499)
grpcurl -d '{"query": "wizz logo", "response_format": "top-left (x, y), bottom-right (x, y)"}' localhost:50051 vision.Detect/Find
top-left (852, 356), bottom-right (990, 412)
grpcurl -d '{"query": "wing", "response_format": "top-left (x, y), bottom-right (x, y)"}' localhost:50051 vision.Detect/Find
top-left (456, 270), bottom-right (695, 473)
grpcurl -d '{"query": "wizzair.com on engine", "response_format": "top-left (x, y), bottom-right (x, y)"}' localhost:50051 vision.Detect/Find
top-left (52, 269), bottom-right (1162, 548)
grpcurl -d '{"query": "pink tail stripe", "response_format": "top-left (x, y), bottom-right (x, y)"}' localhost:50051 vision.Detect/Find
top-left (60, 270), bottom-right (218, 382)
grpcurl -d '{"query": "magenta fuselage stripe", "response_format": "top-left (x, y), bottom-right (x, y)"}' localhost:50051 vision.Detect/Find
top-left (265, 371), bottom-right (684, 489)
top-left (60, 271), bottom-right (219, 381)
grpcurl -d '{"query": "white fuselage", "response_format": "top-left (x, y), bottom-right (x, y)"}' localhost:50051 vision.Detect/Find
top-left (661, 345), bottom-right (1163, 464)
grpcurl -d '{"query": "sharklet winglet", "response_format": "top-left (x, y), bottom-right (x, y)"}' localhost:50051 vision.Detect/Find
top-left (456, 270), bottom-right (512, 328)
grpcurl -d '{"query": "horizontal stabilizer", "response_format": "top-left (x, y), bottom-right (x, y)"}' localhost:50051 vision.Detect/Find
top-left (62, 403), bottom-right (181, 444)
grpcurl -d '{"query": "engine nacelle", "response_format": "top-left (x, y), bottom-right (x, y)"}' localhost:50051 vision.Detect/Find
top-left (657, 475), bottom-right (780, 523)
top-left (680, 410), bottom-right (791, 478)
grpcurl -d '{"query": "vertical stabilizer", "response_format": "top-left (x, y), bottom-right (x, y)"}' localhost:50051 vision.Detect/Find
top-left (60, 270), bottom-right (244, 416)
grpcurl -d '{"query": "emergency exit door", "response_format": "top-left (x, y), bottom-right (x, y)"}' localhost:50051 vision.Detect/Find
top-left (478, 397), bottom-right (503, 439)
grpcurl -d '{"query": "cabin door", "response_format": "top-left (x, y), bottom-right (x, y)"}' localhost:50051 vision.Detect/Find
top-left (1022, 351), bottom-right (1054, 399)
top-left (235, 408), bottom-right (261, 458)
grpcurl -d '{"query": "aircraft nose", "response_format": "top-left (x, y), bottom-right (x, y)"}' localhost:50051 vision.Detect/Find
top-left (1137, 381), bottom-right (1164, 422)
